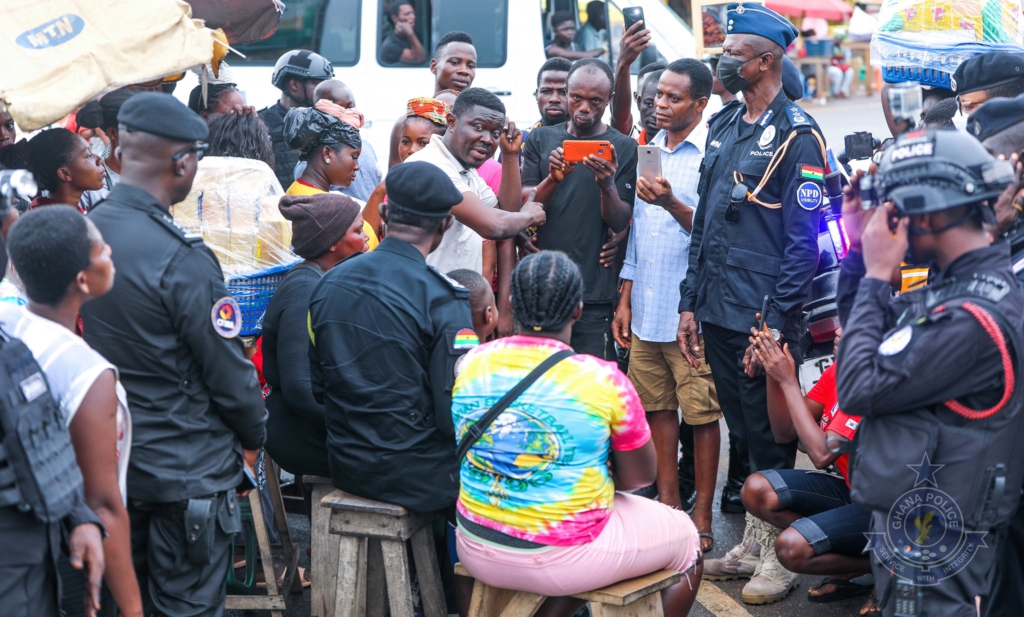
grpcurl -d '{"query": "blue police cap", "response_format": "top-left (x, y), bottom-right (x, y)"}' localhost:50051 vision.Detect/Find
top-left (386, 161), bottom-right (464, 217)
top-left (965, 92), bottom-right (1024, 141)
top-left (951, 52), bottom-right (1024, 94)
top-left (725, 3), bottom-right (799, 51)
top-left (117, 92), bottom-right (208, 142)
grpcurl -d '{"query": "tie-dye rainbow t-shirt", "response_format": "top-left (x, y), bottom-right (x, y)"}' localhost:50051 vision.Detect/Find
top-left (452, 336), bottom-right (651, 546)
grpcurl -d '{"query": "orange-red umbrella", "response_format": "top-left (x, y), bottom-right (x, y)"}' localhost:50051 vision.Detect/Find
top-left (767, 0), bottom-right (853, 21)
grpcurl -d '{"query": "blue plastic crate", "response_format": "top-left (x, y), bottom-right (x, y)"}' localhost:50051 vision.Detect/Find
top-left (883, 66), bottom-right (951, 88)
top-left (226, 262), bottom-right (295, 336)
top-left (805, 40), bottom-right (832, 57)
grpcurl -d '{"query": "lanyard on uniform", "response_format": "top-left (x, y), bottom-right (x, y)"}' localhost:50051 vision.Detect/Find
top-left (732, 128), bottom-right (827, 209)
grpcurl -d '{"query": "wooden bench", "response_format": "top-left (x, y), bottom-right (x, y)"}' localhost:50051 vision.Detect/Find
top-left (319, 488), bottom-right (446, 617)
top-left (305, 476), bottom-right (338, 617)
top-left (454, 563), bottom-right (682, 617)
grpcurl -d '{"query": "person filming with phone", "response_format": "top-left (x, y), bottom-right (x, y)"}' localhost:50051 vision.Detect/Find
top-left (612, 59), bottom-right (723, 553)
top-left (523, 58), bottom-right (638, 360)
top-left (676, 5), bottom-right (827, 594)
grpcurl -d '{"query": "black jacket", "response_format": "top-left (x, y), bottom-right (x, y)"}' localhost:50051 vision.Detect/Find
top-left (82, 183), bottom-right (266, 503)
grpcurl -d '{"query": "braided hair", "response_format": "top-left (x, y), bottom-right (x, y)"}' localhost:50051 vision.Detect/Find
top-left (510, 251), bottom-right (584, 332)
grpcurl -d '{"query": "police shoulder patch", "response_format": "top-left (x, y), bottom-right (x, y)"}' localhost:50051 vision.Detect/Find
top-left (786, 105), bottom-right (811, 128)
top-left (150, 212), bottom-right (204, 247)
top-left (796, 181), bottom-right (823, 211)
top-left (211, 296), bottom-right (242, 339)
top-left (878, 324), bottom-right (913, 356)
top-left (452, 328), bottom-right (479, 351)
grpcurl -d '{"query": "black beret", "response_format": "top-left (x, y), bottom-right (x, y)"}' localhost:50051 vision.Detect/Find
top-left (782, 56), bottom-right (804, 101)
top-left (951, 52), bottom-right (1024, 94)
top-left (386, 161), bottom-right (464, 217)
top-left (966, 92), bottom-right (1024, 141)
top-left (117, 92), bottom-right (209, 142)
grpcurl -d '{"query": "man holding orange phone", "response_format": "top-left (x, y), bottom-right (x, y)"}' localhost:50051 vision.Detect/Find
top-left (523, 58), bottom-right (638, 360)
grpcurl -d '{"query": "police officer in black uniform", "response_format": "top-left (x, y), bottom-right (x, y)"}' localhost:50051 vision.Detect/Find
top-left (678, 3), bottom-right (827, 484)
top-left (836, 129), bottom-right (1024, 616)
top-left (0, 172), bottom-right (105, 617)
top-left (258, 50), bottom-right (334, 189)
top-left (80, 93), bottom-right (266, 617)
top-left (308, 161), bottom-right (476, 514)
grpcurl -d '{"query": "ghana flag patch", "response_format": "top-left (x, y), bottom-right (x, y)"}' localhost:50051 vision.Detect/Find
top-left (800, 165), bottom-right (824, 181)
top-left (453, 328), bottom-right (479, 350)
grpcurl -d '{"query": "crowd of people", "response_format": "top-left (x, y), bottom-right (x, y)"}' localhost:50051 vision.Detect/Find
top-left (1, 2), bottom-right (1024, 617)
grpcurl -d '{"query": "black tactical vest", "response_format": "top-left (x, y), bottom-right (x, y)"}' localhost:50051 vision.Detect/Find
top-left (849, 273), bottom-right (1024, 532)
top-left (0, 329), bottom-right (84, 523)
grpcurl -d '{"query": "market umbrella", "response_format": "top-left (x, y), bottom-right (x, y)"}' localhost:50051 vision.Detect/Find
top-left (184, 0), bottom-right (282, 45)
top-left (766, 0), bottom-right (854, 21)
top-left (1, 0), bottom-right (226, 130)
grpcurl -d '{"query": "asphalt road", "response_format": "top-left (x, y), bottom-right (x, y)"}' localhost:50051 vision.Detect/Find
top-left (226, 92), bottom-right (887, 617)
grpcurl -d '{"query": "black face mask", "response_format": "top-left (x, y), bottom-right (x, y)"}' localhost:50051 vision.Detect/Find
top-left (717, 56), bottom-right (752, 95)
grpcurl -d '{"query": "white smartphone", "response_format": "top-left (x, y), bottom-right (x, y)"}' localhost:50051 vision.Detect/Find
top-left (637, 146), bottom-right (661, 184)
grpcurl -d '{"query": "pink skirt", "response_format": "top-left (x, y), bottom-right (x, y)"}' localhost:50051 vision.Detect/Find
top-left (456, 492), bottom-right (700, 597)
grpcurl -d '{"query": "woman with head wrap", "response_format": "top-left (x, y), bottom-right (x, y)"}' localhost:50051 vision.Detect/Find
top-left (262, 193), bottom-right (368, 478)
top-left (283, 107), bottom-right (380, 249)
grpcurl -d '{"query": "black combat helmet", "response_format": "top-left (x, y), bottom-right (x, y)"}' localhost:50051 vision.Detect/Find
top-left (878, 128), bottom-right (1015, 222)
top-left (271, 49), bottom-right (334, 90)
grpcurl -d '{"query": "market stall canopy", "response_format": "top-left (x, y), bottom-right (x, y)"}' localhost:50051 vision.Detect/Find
top-left (184, 0), bottom-right (282, 44)
top-left (1, 0), bottom-right (223, 131)
top-left (767, 0), bottom-right (853, 21)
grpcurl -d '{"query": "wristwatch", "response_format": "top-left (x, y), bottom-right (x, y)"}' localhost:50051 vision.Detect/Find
top-left (769, 328), bottom-right (782, 341)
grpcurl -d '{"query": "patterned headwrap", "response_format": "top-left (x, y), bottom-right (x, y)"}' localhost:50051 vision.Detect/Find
top-left (406, 97), bottom-right (451, 127)
top-left (315, 99), bottom-right (365, 129)
top-left (283, 107), bottom-right (362, 160)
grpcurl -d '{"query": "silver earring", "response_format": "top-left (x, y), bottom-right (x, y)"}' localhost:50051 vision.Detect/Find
top-left (325, 157), bottom-right (331, 164)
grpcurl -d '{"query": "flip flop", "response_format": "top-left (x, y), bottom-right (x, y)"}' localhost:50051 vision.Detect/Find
top-left (698, 531), bottom-right (715, 553)
top-left (860, 593), bottom-right (882, 615)
top-left (808, 576), bottom-right (872, 603)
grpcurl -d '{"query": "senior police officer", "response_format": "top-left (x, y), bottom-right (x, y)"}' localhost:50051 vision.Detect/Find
top-left (951, 52), bottom-right (1024, 117)
top-left (80, 93), bottom-right (266, 617)
top-left (678, 4), bottom-right (826, 496)
top-left (308, 161), bottom-right (476, 514)
top-left (836, 129), bottom-right (1024, 616)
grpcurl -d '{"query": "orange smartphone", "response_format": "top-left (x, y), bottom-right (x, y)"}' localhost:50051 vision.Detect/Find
top-left (562, 140), bottom-right (613, 163)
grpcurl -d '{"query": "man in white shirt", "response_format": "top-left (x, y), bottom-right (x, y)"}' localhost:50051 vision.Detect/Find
top-left (406, 88), bottom-right (545, 331)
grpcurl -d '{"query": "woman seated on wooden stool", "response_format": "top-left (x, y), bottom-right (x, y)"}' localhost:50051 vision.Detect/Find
top-left (451, 251), bottom-right (703, 616)
top-left (262, 193), bottom-right (369, 477)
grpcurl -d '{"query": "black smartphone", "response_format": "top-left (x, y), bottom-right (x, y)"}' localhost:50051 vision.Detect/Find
top-left (844, 131), bottom-right (875, 161)
top-left (623, 6), bottom-right (645, 32)
top-left (237, 467), bottom-right (258, 492)
top-left (759, 295), bottom-right (770, 330)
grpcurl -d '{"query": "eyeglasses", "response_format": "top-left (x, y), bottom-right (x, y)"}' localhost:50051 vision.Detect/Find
top-left (172, 141), bottom-right (209, 162)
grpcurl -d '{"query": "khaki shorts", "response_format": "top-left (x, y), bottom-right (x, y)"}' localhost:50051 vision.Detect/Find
top-left (627, 333), bottom-right (722, 426)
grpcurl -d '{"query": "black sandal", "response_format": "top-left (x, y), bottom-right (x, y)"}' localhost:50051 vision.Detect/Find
top-left (860, 593), bottom-right (882, 615)
top-left (698, 531), bottom-right (715, 553)
top-left (808, 577), bottom-right (872, 603)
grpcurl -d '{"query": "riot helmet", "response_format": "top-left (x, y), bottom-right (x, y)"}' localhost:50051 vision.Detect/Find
top-left (877, 128), bottom-right (1014, 224)
top-left (271, 50), bottom-right (334, 92)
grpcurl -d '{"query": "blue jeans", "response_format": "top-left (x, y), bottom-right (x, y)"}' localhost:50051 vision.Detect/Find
top-left (760, 468), bottom-right (871, 556)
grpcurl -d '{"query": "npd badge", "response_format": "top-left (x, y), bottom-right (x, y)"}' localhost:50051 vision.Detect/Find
top-left (16, 14), bottom-right (85, 49)
top-left (864, 453), bottom-right (989, 586)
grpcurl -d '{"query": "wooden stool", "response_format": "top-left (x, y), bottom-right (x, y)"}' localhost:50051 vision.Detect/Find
top-left (454, 563), bottom-right (682, 617)
top-left (321, 489), bottom-right (446, 617)
top-left (225, 457), bottom-right (301, 616)
top-left (306, 476), bottom-right (339, 617)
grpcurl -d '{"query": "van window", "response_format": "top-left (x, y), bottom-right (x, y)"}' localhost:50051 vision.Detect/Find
top-left (233, 0), bottom-right (361, 67)
top-left (378, 0), bottom-right (507, 68)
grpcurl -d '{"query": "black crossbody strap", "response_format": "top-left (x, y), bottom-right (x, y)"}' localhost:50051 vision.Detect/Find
top-left (456, 349), bottom-right (575, 460)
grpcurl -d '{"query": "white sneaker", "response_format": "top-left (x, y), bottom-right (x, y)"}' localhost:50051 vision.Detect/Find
top-left (703, 513), bottom-right (762, 581)
top-left (741, 523), bottom-right (799, 604)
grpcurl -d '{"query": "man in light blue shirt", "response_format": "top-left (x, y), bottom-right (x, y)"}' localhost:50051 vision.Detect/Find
top-left (612, 59), bottom-right (721, 551)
